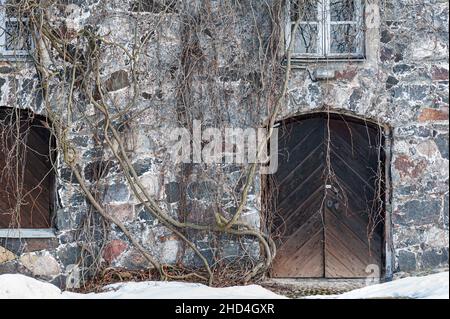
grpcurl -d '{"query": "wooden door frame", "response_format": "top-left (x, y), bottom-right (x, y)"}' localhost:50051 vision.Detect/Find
top-left (263, 111), bottom-right (395, 281)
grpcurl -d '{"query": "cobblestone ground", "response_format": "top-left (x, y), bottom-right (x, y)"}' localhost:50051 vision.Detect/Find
top-left (262, 279), bottom-right (368, 298)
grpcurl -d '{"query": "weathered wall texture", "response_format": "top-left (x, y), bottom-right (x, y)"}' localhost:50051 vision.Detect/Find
top-left (1, 0), bottom-right (271, 287)
top-left (0, 0), bottom-right (448, 287)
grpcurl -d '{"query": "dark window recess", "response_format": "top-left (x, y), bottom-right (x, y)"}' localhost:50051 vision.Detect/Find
top-left (0, 108), bottom-right (56, 229)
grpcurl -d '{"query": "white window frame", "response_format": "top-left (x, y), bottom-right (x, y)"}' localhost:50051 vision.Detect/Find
top-left (0, 0), bottom-right (31, 57)
top-left (286, 0), bottom-right (366, 60)
top-left (0, 228), bottom-right (56, 239)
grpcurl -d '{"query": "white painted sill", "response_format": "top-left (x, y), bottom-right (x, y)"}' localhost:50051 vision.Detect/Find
top-left (291, 57), bottom-right (366, 63)
top-left (0, 54), bottom-right (33, 62)
top-left (288, 56), bottom-right (367, 65)
top-left (0, 228), bottom-right (56, 239)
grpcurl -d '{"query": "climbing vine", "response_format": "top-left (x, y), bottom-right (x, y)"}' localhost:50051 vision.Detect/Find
top-left (0, 0), bottom-right (309, 287)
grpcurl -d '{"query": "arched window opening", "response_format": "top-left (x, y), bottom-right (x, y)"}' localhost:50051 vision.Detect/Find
top-left (0, 107), bottom-right (56, 231)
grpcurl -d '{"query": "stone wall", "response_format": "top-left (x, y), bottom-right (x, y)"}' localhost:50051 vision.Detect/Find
top-left (0, 0), bottom-right (448, 287)
top-left (1, 0), bottom-right (269, 287)
top-left (282, 0), bottom-right (449, 275)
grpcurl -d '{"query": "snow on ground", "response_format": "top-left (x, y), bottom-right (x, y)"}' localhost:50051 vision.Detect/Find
top-left (0, 274), bottom-right (286, 299)
top-left (80, 281), bottom-right (287, 299)
top-left (0, 272), bottom-right (448, 299)
top-left (305, 272), bottom-right (449, 299)
top-left (0, 274), bottom-right (65, 299)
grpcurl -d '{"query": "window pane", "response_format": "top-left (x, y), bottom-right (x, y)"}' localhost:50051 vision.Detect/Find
top-left (4, 20), bottom-right (31, 51)
top-left (329, 24), bottom-right (362, 54)
top-left (4, 0), bottom-right (29, 17)
top-left (291, 0), bottom-right (320, 22)
top-left (294, 24), bottom-right (319, 54)
top-left (330, 0), bottom-right (356, 21)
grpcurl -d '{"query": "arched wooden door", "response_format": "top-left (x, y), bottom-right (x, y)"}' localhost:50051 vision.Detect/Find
top-left (270, 113), bottom-right (385, 278)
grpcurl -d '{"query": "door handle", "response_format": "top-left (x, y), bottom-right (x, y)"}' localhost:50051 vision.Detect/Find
top-left (326, 199), bottom-right (340, 211)
top-left (326, 199), bottom-right (334, 208)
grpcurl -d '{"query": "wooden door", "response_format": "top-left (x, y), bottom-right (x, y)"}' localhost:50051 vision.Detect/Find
top-left (270, 113), bottom-right (384, 278)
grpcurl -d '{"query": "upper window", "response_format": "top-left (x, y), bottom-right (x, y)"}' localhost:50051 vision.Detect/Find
top-left (0, 0), bottom-right (31, 57)
top-left (288, 0), bottom-right (365, 59)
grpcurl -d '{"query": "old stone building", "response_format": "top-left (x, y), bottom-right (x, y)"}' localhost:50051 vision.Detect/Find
top-left (0, 0), bottom-right (448, 288)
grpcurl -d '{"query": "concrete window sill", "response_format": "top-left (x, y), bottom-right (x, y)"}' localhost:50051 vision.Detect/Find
top-left (0, 229), bottom-right (56, 239)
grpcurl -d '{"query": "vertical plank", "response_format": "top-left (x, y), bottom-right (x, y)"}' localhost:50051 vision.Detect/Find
top-left (271, 116), bottom-right (326, 278)
top-left (324, 117), bottom-right (384, 278)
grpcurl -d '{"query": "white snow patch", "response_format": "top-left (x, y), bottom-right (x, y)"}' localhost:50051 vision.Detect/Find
top-left (80, 281), bottom-right (286, 299)
top-left (0, 274), bottom-right (66, 299)
top-left (306, 272), bottom-right (449, 299)
top-left (0, 274), bottom-right (286, 299)
top-left (1, 272), bottom-right (448, 299)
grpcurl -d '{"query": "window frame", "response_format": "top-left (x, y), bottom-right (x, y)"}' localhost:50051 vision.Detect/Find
top-left (0, 0), bottom-right (32, 58)
top-left (286, 0), bottom-right (366, 61)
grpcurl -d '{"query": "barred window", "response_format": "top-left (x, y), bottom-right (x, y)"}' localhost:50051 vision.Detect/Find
top-left (0, 0), bottom-right (31, 57)
top-left (288, 0), bottom-right (365, 59)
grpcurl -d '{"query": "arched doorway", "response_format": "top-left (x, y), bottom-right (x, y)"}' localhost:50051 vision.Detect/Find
top-left (269, 112), bottom-right (386, 278)
top-left (0, 107), bottom-right (56, 229)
